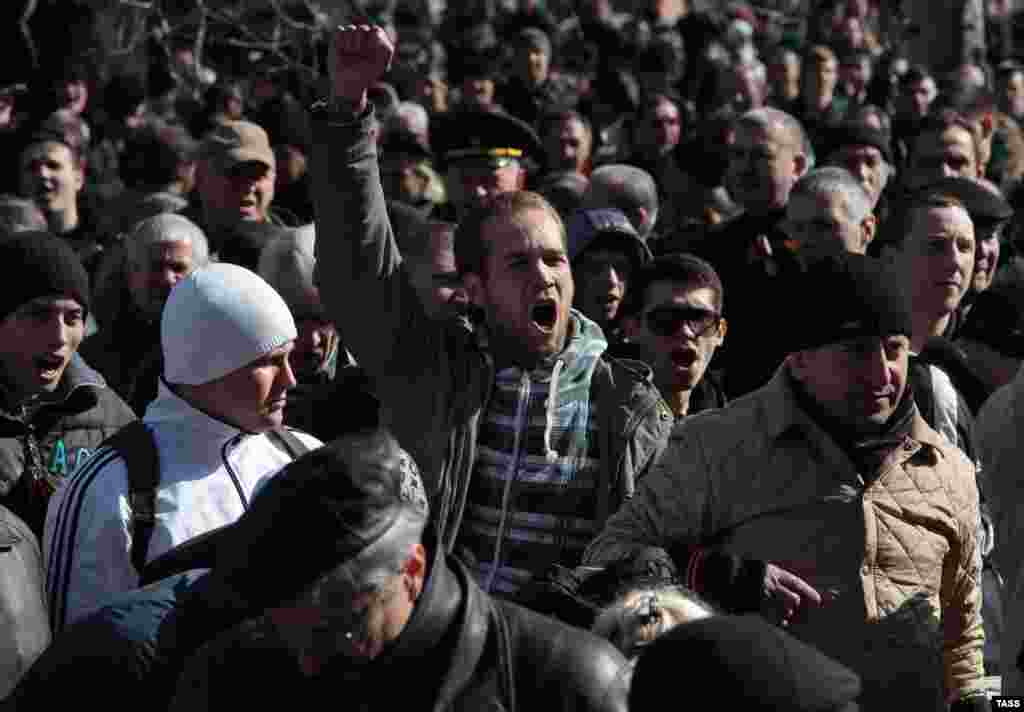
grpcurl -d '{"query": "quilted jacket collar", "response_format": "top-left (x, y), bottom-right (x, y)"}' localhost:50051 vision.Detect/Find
top-left (759, 364), bottom-right (946, 473)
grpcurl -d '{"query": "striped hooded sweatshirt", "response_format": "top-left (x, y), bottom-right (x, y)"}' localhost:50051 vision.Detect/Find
top-left (459, 311), bottom-right (608, 597)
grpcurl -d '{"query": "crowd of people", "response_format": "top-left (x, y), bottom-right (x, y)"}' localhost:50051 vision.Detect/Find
top-left (1, 0), bottom-right (1024, 709)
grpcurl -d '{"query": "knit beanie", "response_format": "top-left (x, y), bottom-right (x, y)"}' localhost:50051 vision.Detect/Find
top-left (161, 263), bottom-right (296, 385)
top-left (0, 231), bottom-right (90, 322)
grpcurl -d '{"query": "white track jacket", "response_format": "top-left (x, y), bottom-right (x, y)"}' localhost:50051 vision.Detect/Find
top-left (43, 381), bottom-right (322, 631)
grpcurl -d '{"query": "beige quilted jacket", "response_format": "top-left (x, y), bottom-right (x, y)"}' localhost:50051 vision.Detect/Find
top-left (585, 367), bottom-right (985, 707)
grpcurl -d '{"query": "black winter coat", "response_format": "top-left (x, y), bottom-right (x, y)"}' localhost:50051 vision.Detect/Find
top-left (0, 355), bottom-right (135, 536)
top-left (170, 552), bottom-right (632, 712)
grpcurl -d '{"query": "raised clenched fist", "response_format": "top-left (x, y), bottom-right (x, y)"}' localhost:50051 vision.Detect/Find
top-left (329, 24), bottom-right (394, 108)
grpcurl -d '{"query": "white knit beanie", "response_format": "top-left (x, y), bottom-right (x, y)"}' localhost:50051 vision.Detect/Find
top-left (162, 263), bottom-right (297, 386)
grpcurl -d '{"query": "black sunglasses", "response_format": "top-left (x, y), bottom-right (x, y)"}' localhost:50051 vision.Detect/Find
top-left (644, 305), bottom-right (721, 338)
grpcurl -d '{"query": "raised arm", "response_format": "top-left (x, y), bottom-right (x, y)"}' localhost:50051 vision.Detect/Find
top-left (311, 25), bottom-right (429, 372)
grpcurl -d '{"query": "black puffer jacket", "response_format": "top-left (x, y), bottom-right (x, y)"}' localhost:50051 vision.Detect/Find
top-left (0, 354), bottom-right (136, 536)
top-left (170, 550), bottom-right (632, 712)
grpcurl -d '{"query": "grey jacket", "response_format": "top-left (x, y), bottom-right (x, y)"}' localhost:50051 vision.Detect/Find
top-left (0, 505), bottom-right (49, 699)
top-left (0, 355), bottom-right (136, 537)
top-left (310, 107), bottom-right (672, 557)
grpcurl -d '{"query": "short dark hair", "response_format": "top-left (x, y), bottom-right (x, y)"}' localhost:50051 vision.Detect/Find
top-left (909, 108), bottom-right (983, 166)
top-left (619, 253), bottom-right (724, 319)
top-left (997, 59), bottom-right (1024, 84)
top-left (120, 122), bottom-right (196, 189)
top-left (19, 113), bottom-right (88, 168)
top-left (454, 191), bottom-right (565, 276)
top-left (405, 219), bottom-right (456, 263)
top-left (538, 110), bottom-right (592, 144)
top-left (901, 64), bottom-right (932, 88)
top-left (888, 192), bottom-right (969, 252)
top-left (805, 44), bottom-right (836, 67)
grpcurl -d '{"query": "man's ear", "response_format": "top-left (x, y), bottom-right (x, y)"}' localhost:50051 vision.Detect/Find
top-left (716, 317), bottom-right (728, 344)
top-left (860, 213), bottom-right (877, 252)
top-left (787, 350), bottom-right (806, 381)
top-left (514, 165), bottom-right (528, 190)
top-left (463, 272), bottom-right (484, 306)
top-left (622, 314), bottom-right (641, 340)
top-left (635, 207), bottom-right (650, 235)
top-left (72, 162), bottom-right (85, 193)
top-left (403, 543), bottom-right (427, 600)
top-left (793, 151), bottom-right (808, 179)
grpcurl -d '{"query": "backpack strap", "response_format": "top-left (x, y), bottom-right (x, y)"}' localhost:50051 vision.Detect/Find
top-left (137, 427), bottom-right (312, 585)
top-left (266, 427), bottom-right (311, 460)
top-left (104, 421), bottom-right (159, 575)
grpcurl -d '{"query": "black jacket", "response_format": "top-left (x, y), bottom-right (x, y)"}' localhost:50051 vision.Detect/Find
top-left (170, 551), bottom-right (631, 712)
top-left (691, 210), bottom-right (802, 399)
top-left (0, 355), bottom-right (135, 536)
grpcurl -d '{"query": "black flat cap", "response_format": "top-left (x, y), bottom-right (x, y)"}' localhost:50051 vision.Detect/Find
top-left (783, 254), bottom-right (912, 354)
top-left (960, 265), bottom-right (1024, 357)
top-left (916, 176), bottom-right (1013, 222)
top-left (630, 614), bottom-right (861, 712)
top-left (826, 122), bottom-right (894, 164)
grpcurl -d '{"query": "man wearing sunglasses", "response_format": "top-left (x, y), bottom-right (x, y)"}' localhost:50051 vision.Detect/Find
top-left (618, 254), bottom-right (728, 419)
top-left (586, 254), bottom-right (987, 711)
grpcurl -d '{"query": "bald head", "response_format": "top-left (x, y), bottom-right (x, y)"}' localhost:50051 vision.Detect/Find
top-left (726, 108), bottom-right (809, 215)
top-left (583, 164), bottom-right (659, 239)
top-left (738, 108), bottom-right (809, 152)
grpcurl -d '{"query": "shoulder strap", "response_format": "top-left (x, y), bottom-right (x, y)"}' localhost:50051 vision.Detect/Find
top-left (137, 428), bottom-right (312, 586)
top-left (104, 420), bottom-right (159, 575)
top-left (266, 427), bottom-right (311, 460)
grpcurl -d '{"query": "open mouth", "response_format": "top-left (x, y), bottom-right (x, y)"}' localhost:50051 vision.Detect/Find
top-left (34, 355), bottom-right (64, 375)
top-left (530, 300), bottom-right (558, 333)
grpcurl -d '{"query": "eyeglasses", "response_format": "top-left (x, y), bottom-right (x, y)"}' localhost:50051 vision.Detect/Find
top-left (644, 305), bottom-right (721, 338)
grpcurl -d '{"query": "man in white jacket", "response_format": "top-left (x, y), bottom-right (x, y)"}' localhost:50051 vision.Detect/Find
top-left (43, 263), bottom-right (323, 631)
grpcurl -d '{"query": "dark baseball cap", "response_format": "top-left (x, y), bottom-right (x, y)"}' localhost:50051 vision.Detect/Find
top-left (567, 208), bottom-right (652, 268)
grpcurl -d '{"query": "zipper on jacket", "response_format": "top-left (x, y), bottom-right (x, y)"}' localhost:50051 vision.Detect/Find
top-left (484, 370), bottom-right (531, 593)
top-left (221, 434), bottom-right (249, 510)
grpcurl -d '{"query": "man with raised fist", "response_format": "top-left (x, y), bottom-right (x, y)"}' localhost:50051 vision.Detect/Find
top-left (310, 25), bottom-right (673, 601)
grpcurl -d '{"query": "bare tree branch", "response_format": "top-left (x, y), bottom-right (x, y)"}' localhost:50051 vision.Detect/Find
top-left (20, 0), bottom-right (39, 71)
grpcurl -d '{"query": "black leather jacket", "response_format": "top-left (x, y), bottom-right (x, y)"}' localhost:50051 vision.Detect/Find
top-left (170, 550), bottom-right (631, 712)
